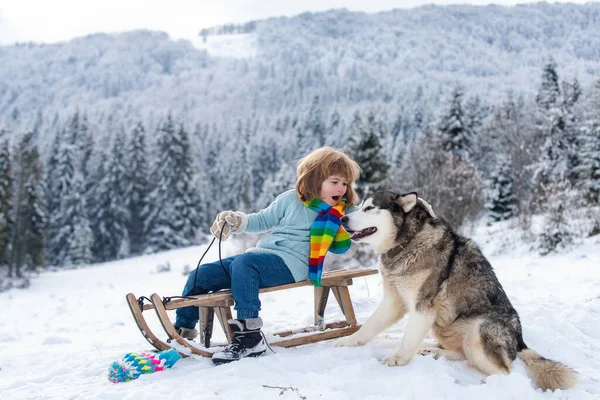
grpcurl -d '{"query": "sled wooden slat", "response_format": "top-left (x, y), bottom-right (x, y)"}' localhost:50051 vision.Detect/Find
top-left (271, 325), bottom-right (361, 348)
top-left (271, 321), bottom-right (351, 338)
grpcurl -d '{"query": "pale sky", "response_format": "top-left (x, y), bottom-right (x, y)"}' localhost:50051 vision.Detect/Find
top-left (0, 0), bottom-right (589, 45)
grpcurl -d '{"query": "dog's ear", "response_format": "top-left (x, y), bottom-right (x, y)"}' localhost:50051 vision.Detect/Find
top-left (418, 197), bottom-right (436, 218)
top-left (396, 192), bottom-right (418, 213)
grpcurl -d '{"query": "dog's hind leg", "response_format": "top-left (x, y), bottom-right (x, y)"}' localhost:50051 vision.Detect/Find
top-left (334, 283), bottom-right (406, 348)
top-left (462, 319), bottom-right (512, 376)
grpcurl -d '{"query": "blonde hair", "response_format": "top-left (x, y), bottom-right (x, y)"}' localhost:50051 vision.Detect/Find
top-left (295, 146), bottom-right (361, 206)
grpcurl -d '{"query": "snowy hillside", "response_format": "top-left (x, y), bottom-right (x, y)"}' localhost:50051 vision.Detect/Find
top-left (2, 3), bottom-right (600, 143)
top-left (1, 223), bottom-right (599, 399)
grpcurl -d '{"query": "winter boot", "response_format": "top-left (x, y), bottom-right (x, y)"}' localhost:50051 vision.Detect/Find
top-left (175, 327), bottom-right (198, 340)
top-left (212, 317), bottom-right (267, 364)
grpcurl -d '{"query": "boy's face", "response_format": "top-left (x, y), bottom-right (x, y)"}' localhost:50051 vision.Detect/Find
top-left (319, 174), bottom-right (349, 206)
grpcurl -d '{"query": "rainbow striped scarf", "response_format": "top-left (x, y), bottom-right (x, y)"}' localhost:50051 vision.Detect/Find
top-left (302, 197), bottom-right (351, 286)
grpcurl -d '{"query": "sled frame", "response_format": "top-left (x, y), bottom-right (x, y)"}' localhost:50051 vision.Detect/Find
top-left (127, 268), bottom-right (378, 358)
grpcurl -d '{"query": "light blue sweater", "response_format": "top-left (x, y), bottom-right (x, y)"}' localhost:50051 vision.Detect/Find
top-left (239, 189), bottom-right (355, 282)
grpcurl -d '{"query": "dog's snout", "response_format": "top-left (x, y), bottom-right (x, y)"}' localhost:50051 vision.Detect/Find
top-left (341, 216), bottom-right (348, 223)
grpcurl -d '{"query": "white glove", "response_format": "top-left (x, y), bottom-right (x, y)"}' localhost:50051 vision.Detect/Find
top-left (210, 211), bottom-right (245, 240)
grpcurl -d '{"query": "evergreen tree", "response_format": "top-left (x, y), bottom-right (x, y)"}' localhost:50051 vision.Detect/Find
top-left (398, 128), bottom-right (484, 230)
top-left (234, 120), bottom-right (255, 211)
top-left (346, 111), bottom-right (390, 200)
top-left (10, 133), bottom-right (46, 271)
top-left (145, 116), bottom-right (200, 252)
top-left (0, 130), bottom-right (13, 271)
top-left (253, 132), bottom-right (280, 201)
top-left (67, 110), bottom-right (80, 145)
top-left (294, 114), bottom-right (318, 160)
top-left (538, 182), bottom-right (574, 255)
top-left (485, 159), bottom-right (517, 222)
top-left (438, 87), bottom-right (473, 160)
top-left (91, 131), bottom-right (130, 261)
top-left (88, 151), bottom-right (108, 260)
top-left (325, 110), bottom-right (345, 148)
top-left (171, 122), bottom-right (201, 241)
top-left (305, 96), bottom-right (326, 147)
top-left (125, 122), bottom-right (150, 254)
top-left (563, 78), bottom-right (584, 184)
top-left (46, 130), bottom-right (62, 226)
top-left (257, 162), bottom-right (297, 209)
top-left (79, 113), bottom-right (94, 181)
top-left (574, 79), bottom-right (600, 206)
top-left (203, 128), bottom-right (223, 221)
top-left (48, 142), bottom-right (75, 266)
top-left (390, 106), bottom-right (409, 167)
top-left (66, 173), bottom-right (93, 265)
top-left (533, 61), bottom-right (568, 193)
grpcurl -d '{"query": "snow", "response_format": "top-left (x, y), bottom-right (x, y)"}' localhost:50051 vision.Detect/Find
top-left (189, 33), bottom-right (257, 59)
top-left (1, 224), bottom-right (599, 399)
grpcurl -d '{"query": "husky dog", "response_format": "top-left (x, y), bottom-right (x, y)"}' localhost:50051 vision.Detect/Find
top-left (335, 191), bottom-right (577, 391)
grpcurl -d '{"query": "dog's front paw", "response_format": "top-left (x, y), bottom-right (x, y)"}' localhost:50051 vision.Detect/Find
top-left (334, 333), bottom-right (365, 348)
top-left (382, 354), bottom-right (411, 367)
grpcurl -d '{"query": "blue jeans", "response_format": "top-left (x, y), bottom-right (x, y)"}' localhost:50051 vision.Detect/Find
top-left (175, 253), bottom-right (295, 328)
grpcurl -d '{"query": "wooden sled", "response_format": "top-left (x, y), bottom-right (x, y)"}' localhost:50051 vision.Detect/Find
top-left (127, 268), bottom-right (378, 358)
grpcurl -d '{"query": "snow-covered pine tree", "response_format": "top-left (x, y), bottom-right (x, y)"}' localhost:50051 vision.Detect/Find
top-left (66, 173), bottom-right (93, 266)
top-left (45, 130), bottom-right (62, 228)
top-left (346, 111), bottom-right (390, 200)
top-left (10, 133), bottom-right (46, 271)
top-left (171, 122), bottom-right (202, 242)
top-left (538, 182), bottom-right (574, 255)
top-left (398, 128), bottom-right (484, 231)
top-left (88, 151), bottom-right (107, 260)
top-left (390, 105), bottom-right (409, 167)
top-left (532, 61), bottom-right (569, 199)
top-left (325, 110), bottom-right (343, 148)
top-left (257, 162), bottom-right (297, 209)
top-left (573, 79), bottom-right (600, 207)
top-left (252, 132), bottom-right (281, 202)
top-left (237, 119), bottom-right (255, 211)
top-left (485, 159), bottom-right (517, 222)
top-left (305, 96), bottom-right (326, 147)
top-left (484, 92), bottom-right (538, 225)
top-left (48, 142), bottom-right (75, 266)
top-left (438, 87), bottom-right (473, 160)
top-left (295, 113), bottom-right (319, 160)
top-left (92, 130), bottom-right (130, 261)
top-left (145, 116), bottom-right (200, 253)
top-left (562, 78), bottom-right (584, 185)
top-left (0, 129), bottom-right (13, 270)
top-left (78, 113), bottom-right (94, 181)
top-left (67, 110), bottom-right (80, 146)
top-left (124, 122), bottom-right (150, 255)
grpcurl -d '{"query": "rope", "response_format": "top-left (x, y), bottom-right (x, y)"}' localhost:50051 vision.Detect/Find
top-left (192, 221), bottom-right (231, 291)
top-left (161, 221), bottom-right (276, 354)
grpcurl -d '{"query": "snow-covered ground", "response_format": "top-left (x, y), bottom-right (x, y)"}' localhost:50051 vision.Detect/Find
top-left (1, 222), bottom-right (599, 399)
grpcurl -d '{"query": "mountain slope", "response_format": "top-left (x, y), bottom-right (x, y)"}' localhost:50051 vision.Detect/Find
top-left (1, 3), bottom-right (600, 140)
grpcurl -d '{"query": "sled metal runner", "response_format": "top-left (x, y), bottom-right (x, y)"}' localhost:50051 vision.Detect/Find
top-left (127, 268), bottom-right (378, 358)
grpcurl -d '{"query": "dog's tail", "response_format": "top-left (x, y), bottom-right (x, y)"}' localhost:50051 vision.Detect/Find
top-left (517, 349), bottom-right (577, 391)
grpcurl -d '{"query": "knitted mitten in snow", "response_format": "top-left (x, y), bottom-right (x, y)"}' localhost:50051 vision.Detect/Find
top-left (108, 349), bottom-right (181, 383)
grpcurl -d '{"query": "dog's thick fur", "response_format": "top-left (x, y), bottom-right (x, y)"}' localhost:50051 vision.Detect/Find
top-left (335, 191), bottom-right (577, 391)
